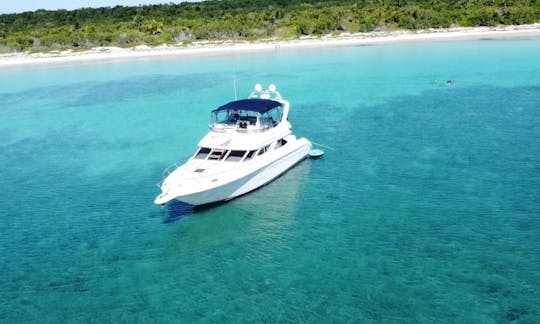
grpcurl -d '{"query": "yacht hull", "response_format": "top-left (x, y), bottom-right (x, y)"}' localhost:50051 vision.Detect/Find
top-left (157, 139), bottom-right (311, 206)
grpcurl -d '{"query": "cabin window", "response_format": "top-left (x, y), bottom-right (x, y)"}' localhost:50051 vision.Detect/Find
top-left (244, 150), bottom-right (256, 161)
top-left (257, 145), bottom-right (270, 156)
top-left (275, 138), bottom-right (288, 149)
top-left (195, 147), bottom-right (211, 159)
top-left (225, 150), bottom-right (246, 162)
top-left (208, 149), bottom-right (228, 161)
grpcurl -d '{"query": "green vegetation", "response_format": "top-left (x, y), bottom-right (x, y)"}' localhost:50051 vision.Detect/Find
top-left (1, 0), bottom-right (539, 52)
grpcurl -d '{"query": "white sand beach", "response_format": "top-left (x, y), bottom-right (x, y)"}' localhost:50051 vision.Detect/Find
top-left (1, 24), bottom-right (539, 67)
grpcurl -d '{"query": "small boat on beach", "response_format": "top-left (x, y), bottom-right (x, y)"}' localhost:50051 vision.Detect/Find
top-left (154, 84), bottom-right (312, 206)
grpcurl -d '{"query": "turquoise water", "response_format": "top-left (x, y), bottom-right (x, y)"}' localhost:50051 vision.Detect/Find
top-left (1, 37), bottom-right (539, 322)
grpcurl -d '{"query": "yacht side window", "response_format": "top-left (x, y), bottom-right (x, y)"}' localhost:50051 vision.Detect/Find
top-left (243, 150), bottom-right (256, 161)
top-left (257, 145), bottom-right (270, 156)
top-left (225, 150), bottom-right (246, 162)
top-left (275, 138), bottom-right (288, 149)
top-left (194, 147), bottom-right (211, 159)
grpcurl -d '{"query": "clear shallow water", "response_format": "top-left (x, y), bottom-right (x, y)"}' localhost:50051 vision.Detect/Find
top-left (1, 38), bottom-right (539, 322)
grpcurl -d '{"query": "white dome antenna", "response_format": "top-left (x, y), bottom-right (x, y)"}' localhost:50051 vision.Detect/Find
top-left (268, 84), bottom-right (276, 92)
top-left (255, 83), bottom-right (263, 92)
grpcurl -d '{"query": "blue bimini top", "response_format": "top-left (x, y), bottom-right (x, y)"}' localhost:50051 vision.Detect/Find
top-left (213, 99), bottom-right (282, 114)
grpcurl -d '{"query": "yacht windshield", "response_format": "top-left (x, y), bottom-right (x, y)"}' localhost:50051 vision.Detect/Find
top-left (260, 106), bottom-right (283, 127)
top-left (211, 99), bottom-right (284, 128)
top-left (194, 147), bottom-right (211, 159)
top-left (212, 110), bottom-right (233, 124)
top-left (211, 109), bottom-right (260, 125)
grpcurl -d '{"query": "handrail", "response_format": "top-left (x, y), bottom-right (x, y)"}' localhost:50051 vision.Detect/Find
top-left (210, 122), bottom-right (273, 133)
top-left (162, 162), bottom-right (181, 176)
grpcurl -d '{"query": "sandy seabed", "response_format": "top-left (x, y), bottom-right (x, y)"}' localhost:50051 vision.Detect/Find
top-left (1, 24), bottom-right (540, 67)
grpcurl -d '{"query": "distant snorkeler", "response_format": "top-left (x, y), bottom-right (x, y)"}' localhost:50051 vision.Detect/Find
top-left (434, 79), bottom-right (454, 86)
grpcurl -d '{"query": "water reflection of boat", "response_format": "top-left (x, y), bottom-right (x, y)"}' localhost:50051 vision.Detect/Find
top-left (155, 84), bottom-right (312, 206)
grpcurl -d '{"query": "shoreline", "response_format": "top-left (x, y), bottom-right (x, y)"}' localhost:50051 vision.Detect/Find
top-left (1, 24), bottom-right (540, 67)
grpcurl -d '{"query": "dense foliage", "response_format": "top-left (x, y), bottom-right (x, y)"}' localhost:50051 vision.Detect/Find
top-left (1, 0), bottom-right (539, 52)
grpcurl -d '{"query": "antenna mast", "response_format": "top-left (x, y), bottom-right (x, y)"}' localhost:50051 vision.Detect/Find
top-left (233, 74), bottom-right (238, 100)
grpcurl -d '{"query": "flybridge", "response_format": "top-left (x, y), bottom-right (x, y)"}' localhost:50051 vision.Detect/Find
top-left (209, 84), bottom-right (289, 133)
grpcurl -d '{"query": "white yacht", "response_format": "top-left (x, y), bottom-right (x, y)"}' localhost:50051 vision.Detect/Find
top-left (154, 84), bottom-right (312, 206)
